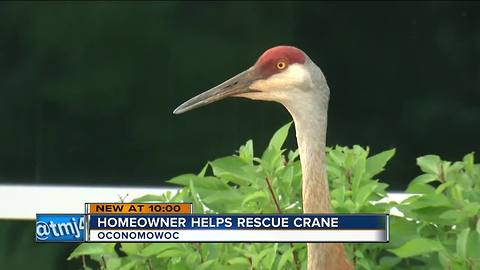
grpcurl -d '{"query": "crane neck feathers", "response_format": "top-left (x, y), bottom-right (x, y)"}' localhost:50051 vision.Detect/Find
top-left (282, 60), bottom-right (331, 214)
top-left (282, 56), bottom-right (353, 270)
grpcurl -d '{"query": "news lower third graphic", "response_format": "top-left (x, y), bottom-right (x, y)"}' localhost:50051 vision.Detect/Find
top-left (36, 203), bottom-right (389, 243)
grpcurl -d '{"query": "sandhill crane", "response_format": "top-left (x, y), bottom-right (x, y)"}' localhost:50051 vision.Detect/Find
top-left (174, 46), bottom-right (353, 270)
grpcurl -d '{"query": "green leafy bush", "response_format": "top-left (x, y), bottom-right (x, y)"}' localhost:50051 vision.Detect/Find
top-left (69, 123), bottom-right (480, 270)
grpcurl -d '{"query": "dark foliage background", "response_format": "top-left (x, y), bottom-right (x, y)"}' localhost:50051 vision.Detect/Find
top-left (0, 2), bottom-right (478, 269)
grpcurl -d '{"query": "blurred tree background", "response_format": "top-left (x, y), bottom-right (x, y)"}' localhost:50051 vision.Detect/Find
top-left (0, 1), bottom-right (478, 269)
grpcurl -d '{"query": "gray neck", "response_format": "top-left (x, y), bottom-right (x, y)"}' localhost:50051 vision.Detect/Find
top-left (283, 63), bottom-right (331, 213)
top-left (279, 59), bottom-right (350, 270)
top-left (284, 65), bottom-right (332, 269)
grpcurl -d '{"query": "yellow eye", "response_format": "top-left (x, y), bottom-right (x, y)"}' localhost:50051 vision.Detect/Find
top-left (276, 61), bottom-right (287, 70)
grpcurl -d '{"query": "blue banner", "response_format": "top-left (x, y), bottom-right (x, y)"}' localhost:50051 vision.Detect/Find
top-left (89, 214), bottom-right (387, 230)
top-left (36, 214), bottom-right (85, 242)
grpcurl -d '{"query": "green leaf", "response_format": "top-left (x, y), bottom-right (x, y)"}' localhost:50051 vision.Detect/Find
top-left (201, 189), bottom-right (245, 212)
top-left (353, 250), bottom-right (364, 259)
top-left (466, 231), bottom-right (480, 259)
top-left (435, 181), bottom-right (454, 194)
top-left (185, 252), bottom-right (200, 267)
top-left (197, 260), bottom-right (216, 270)
top-left (156, 248), bottom-right (188, 258)
top-left (239, 139), bottom-right (254, 164)
top-left (253, 246), bottom-right (271, 267)
top-left (278, 163), bottom-right (297, 199)
top-left (131, 194), bottom-right (168, 203)
top-left (242, 191), bottom-right (268, 205)
top-left (389, 238), bottom-right (444, 258)
top-left (354, 182), bottom-right (378, 206)
top-left (406, 183), bottom-right (436, 194)
top-left (409, 174), bottom-right (439, 186)
top-left (188, 178), bottom-right (205, 213)
top-left (366, 149), bottom-right (395, 177)
top-left (120, 243), bottom-right (143, 256)
top-left (167, 174), bottom-right (197, 186)
top-left (410, 193), bottom-right (452, 209)
top-left (140, 243), bottom-right (183, 257)
top-left (260, 147), bottom-right (285, 177)
top-left (267, 122), bottom-right (292, 151)
top-left (378, 256), bottom-right (402, 268)
top-left (331, 185), bottom-right (346, 205)
top-left (440, 203), bottom-right (480, 222)
top-left (227, 257), bottom-right (250, 266)
top-left (357, 259), bottom-right (373, 270)
top-left (463, 152), bottom-right (474, 172)
top-left (198, 163), bottom-right (209, 177)
top-left (68, 243), bottom-right (116, 260)
top-left (277, 247), bottom-right (293, 269)
top-left (287, 149), bottom-right (299, 162)
top-left (406, 174), bottom-right (438, 194)
top-left (210, 156), bottom-right (258, 186)
top-left (417, 155), bottom-right (442, 175)
top-left (262, 243), bottom-right (278, 269)
top-left (456, 228), bottom-right (470, 260)
top-left (118, 260), bottom-right (139, 270)
top-left (438, 250), bottom-right (451, 270)
top-left (328, 148), bottom-right (345, 167)
top-left (169, 174), bottom-right (228, 193)
top-left (105, 257), bottom-right (122, 269)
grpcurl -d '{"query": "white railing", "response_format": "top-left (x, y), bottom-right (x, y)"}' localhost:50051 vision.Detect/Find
top-left (0, 184), bottom-right (412, 220)
top-left (0, 184), bottom-right (177, 220)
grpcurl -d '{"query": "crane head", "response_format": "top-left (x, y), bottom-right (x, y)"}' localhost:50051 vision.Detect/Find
top-left (173, 45), bottom-right (321, 114)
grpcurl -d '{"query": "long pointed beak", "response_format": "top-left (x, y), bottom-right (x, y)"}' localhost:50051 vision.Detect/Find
top-left (173, 67), bottom-right (260, 114)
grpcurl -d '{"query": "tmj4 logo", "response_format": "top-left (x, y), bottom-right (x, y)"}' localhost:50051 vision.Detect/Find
top-left (36, 214), bottom-right (85, 242)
